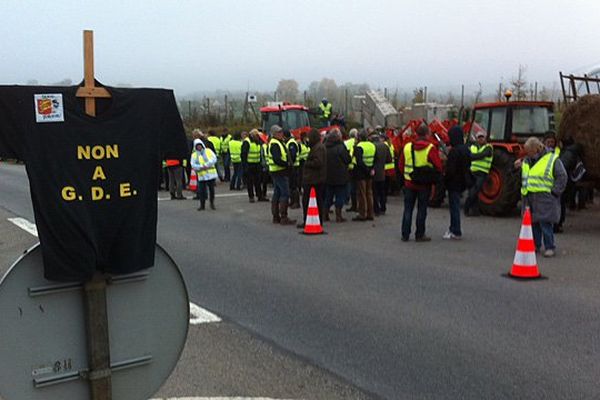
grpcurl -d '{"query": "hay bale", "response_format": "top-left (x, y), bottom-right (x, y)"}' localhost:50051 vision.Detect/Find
top-left (558, 95), bottom-right (600, 180)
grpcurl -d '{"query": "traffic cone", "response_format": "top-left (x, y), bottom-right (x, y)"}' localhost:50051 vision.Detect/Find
top-left (507, 207), bottom-right (544, 280)
top-left (301, 187), bottom-right (325, 235)
top-left (188, 170), bottom-right (198, 192)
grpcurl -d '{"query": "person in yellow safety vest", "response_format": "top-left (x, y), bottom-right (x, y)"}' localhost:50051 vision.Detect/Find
top-left (344, 128), bottom-right (358, 212)
top-left (190, 139), bottom-right (218, 210)
top-left (221, 128), bottom-right (232, 182)
top-left (206, 130), bottom-right (223, 181)
top-left (268, 125), bottom-right (296, 225)
top-left (464, 131), bottom-right (494, 217)
top-left (286, 131), bottom-right (301, 209)
top-left (228, 131), bottom-right (244, 191)
top-left (518, 137), bottom-right (567, 257)
top-left (242, 129), bottom-right (267, 203)
top-left (399, 125), bottom-right (443, 242)
top-left (352, 130), bottom-right (377, 221)
top-left (319, 98), bottom-right (333, 127)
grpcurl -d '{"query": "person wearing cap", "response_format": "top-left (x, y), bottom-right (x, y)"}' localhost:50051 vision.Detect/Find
top-left (464, 131), bottom-right (493, 216)
top-left (319, 98), bottom-right (332, 127)
top-left (190, 139), bottom-right (218, 211)
top-left (268, 124), bottom-right (296, 225)
top-left (398, 125), bottom-right (443, 242)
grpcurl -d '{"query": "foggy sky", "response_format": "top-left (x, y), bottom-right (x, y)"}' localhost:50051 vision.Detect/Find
top-left (1, 0), bottom-right (598, 97)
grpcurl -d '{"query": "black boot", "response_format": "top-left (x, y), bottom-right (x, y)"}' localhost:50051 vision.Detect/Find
top-left (271, 202), bottom-right (281, 224)
top-left (197, 201), bottom-right (205, 211)
top-left (279, 202), bottom-right (297, 225)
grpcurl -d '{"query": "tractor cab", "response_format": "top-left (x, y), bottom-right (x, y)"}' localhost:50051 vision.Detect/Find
top-left (260, 103), bottom-right (311, 138)
top-left (469, 101), bottom-right (554, 143)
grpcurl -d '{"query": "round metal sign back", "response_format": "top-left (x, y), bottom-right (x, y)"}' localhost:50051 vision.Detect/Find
top-left (0, 244), bottom-right (189, 400)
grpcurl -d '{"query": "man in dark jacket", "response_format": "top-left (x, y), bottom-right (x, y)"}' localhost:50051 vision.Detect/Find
top-left (324, 128), bottom-right (351, 222)
top-left (443, 126), bottom-right (471, 239)
top-left (372, 133), bottom-right (392, 216)
top-left (299, 129), bottom-right (327, 228)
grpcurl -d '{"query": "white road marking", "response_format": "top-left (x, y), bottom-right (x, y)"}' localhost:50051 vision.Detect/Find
top-left (158, 191), bottom-right (272, 201)
top-left (6, 217), bottom-right (221, 326)
top-left (150, 397), bottom-right (297, 400)
top-left (189, 302), bottom-right (221, 324)
top-left (8, 217), bottom-right (38, 237)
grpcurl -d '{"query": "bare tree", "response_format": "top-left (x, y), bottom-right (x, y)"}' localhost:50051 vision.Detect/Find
top-left (412, 88), bottom-right (425, 104)
top-left (276, 79), bottom-right (300, 102)
top-left (473, 82), bottom-right (483, 104)
top-left (510, 65), bottom-right (528, 100)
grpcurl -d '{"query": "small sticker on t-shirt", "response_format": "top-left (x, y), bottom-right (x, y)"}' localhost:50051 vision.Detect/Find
top-left (34, 94), bottom-right (64, 123)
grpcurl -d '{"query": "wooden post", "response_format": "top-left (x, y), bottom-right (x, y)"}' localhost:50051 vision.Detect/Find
top-left (75, 30), bottom-right (113, 400)
top-left (76, 31), bottom-right (111, 116)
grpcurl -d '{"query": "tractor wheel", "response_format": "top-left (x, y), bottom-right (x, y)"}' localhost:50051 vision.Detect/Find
top-left (478, 149), bottom-right (521, 216)
top-left (429, 180), bottom-right (446, 207)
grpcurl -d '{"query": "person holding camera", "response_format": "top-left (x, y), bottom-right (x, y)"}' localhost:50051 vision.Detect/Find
top-left (399, 125), bottom-right (443, 242)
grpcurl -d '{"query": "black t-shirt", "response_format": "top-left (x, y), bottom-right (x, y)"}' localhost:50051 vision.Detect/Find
top-left (0, 85), bottom-right (188, 282)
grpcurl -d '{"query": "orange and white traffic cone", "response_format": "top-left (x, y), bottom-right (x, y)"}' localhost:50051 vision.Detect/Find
top-left (507, 207), bottom-right (543, 280)
top-left (188, 170), bottom-right (198, 192)
top-left (301, 187), bottom-right (325, 235)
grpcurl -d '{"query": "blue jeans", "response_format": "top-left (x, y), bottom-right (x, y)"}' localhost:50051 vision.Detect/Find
top-left (448, 190), bottom-right (462, 236)
top-left (223, 153), bottom-right (231, 181)
top-left (231, 162), bottom-right (243, 190)
top-left (402, 187), bottom-right (430, 239)
top-left (532, 222), bottom-right (555, 250)
top-left (464, 172), bottom-right (487, 215)
top-left (271, 174), bottom-right (290, 203)
top-left (325, 184), bottom-right (348, 209)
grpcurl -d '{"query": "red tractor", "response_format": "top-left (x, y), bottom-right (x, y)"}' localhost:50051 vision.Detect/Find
top-left (260, 103), bottom-right (334, 139)
top-left (467, 100), bottom-right (555, 215)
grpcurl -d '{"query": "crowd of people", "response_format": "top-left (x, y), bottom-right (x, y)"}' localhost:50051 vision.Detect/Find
top-left (158, 123), bottom-right (591, 257)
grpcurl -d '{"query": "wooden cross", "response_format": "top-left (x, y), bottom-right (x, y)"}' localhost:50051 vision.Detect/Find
top-left (75, 30), bottom-right (113, 400)
top-left (75, 30), bottom-right (111, 116)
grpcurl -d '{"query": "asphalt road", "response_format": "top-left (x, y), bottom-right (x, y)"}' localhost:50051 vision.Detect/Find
top-left (2, 161), bottom-right (600, 399)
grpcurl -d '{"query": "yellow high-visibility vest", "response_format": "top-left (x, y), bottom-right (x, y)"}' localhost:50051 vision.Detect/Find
top-left (470, 144), bottom-right (493, 174)
top-left (357, 141), bottom-right (376, 168)
top-left (319, 102), bottom-right (332, 119)
top-left (229, 139), bottom-right (242, 163)
top-left (403, 142), bottom-right (433, 181)
top-left (521, 151), bottom-right (558, 196)
top-left (268, 139), bottom-right (288, 173)
top-left (207, 136), bottom-right (222, 154)
top-left (345, 138), bottom-right (356, 170)
top-left (384, 142), bottom-right (395, 171)
top-left (244, 138), bottom-right (261, 164)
